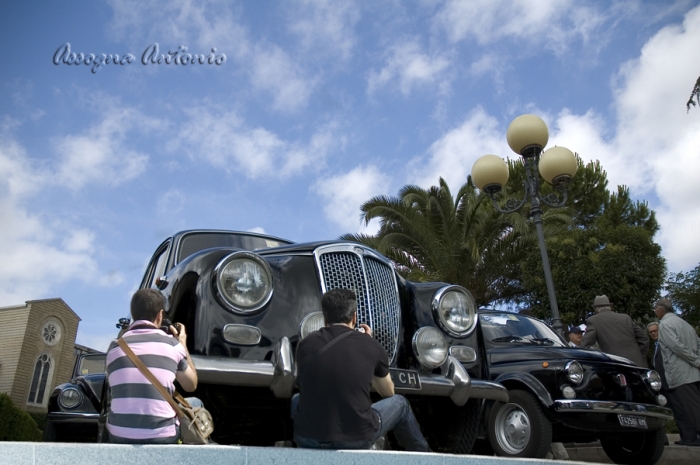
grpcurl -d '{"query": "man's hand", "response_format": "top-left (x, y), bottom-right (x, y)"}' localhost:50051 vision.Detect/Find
top-left (359, 323), bottom-right (373, 338)
top-left (170, 323), bottom-right (187, 346)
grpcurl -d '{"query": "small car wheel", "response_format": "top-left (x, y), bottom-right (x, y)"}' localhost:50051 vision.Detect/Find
top-left (487, 389), bottom-right (551, 458)
top-left (600, 428), bottom-right (665, 465)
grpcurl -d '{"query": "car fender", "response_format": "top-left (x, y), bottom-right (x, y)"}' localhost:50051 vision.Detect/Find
top-left (493, 372), bottom-right (553, 407)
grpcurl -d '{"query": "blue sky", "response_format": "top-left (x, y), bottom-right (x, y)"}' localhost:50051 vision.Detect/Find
top-left (1, 0), bottom-right (699, 351)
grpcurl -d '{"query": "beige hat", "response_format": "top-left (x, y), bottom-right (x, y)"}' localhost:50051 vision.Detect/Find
top-left (593, 295), bottom-right (611, 308)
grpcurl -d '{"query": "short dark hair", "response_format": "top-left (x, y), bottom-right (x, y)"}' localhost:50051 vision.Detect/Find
top-left (655, 298), bottom-right (673, 314)
top-left (131, 289), bottom-right (165, 322)
top-left (321, 289), bottom-right (357, 325)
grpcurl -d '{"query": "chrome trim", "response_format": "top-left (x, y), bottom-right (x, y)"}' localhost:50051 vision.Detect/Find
top-left (193, 352), bottom-right (509, 406)
top-left (314, 244), bottom-right (400, 364)
top-left (431, 285), bottom-right (478, 337)
top-left (412, 327), bottom-right (448, 369)
top-left (212, 251), bottom-right (274, 314)
top-left (58, 387), bottom-right (84, 409)
top-left (191, 355), bottom-right (275, 386)
top-left (46, 412), bottom-right (99, 422)
top-left (222, 324), bottom-right (262, 345)
top-left (553, 399), bottom-right (674, 420)
top-left (564, 360), bottom-right (583, 385)
top-left (270, 337), bottom-right (295, 398)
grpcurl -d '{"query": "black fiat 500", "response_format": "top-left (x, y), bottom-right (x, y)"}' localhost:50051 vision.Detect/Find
top-left (45, 229), bottom-right (507, 451)
top-left (479, 311), bottom-right (673, 465)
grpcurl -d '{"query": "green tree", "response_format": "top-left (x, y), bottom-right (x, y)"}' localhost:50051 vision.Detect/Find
top-left (520, 186), bottom-right (665, 325)
top-left (665, 264), bottom-right (700, 328)
top-left (687, 76), bottom-right (700, 112)
top-left (341, 175), bottom-right (568, 307)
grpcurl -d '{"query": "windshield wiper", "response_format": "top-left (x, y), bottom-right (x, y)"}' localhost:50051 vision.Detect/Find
top-left (490, 335), bottom-right (524, 343)
top-left (529, 337), bottom-right (557, 345)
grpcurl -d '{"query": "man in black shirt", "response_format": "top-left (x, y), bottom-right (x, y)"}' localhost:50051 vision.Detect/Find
top-left (293, 289), bottom-right (430, 451)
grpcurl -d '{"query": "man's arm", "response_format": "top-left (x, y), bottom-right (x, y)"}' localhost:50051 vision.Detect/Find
top-left (372, 374), bottom-right (394, 398)
top-left (172, 323), bottom-right (198, 392)
top-left (633, 323), bottom-right (649, 355)
top-left (659, 321), bottom-right (700, 368)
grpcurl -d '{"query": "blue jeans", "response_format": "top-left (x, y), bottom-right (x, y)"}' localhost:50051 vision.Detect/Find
top-left (292, 394), bottom-right (430, 452)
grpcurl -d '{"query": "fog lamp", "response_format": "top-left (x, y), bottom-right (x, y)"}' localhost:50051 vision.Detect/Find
top-left (413, 327), bottom-right (448, 368)
top-left (222, 324), bottom-right (261, 345)
top-left (300, 312), bottom-right (324, 339)
top-left (449, 346), bottom-right (477, 363)
top-left (58, 387), bottom-right (83, 409)
top-left (561, 386), bottom-right (576, 399)
top-left (657, 394), bottom-right (667, 406)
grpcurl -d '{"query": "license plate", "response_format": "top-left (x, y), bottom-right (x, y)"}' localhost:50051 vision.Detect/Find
top-left (618, 414), bottom-right (647, 429)
top-left (390, 369), bottom-right (421, 390)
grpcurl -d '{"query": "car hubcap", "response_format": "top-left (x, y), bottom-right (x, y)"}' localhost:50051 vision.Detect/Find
top-left (495, 403), bottom-right (531, 454)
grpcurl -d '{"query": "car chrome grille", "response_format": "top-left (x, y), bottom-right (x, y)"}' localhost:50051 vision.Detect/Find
top-left (316, 246), bottom-right (400, 363)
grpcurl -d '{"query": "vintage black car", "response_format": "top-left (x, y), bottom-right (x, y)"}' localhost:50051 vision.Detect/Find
top-left (45, 229), bottom-right (507, 451)
top-left (44, 353), bottom-right (106, 442)
top-left (478, 311), bottom-right (673, 465)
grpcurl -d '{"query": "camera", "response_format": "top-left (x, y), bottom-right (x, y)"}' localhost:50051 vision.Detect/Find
top-left (161, 318), bottom-right (180, 336)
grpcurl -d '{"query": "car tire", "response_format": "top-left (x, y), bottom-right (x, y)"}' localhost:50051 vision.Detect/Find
top-left (487, 389), bottom-right (551, 458)
top-left (600, 428), bottom-right (665, 465)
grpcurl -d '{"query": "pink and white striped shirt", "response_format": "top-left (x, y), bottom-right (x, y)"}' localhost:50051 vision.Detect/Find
top-left (106, 320), bottom-right (188, 442)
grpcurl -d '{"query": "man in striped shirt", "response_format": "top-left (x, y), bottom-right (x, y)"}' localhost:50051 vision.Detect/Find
top-left (106, 289), bottom-right (198, 443)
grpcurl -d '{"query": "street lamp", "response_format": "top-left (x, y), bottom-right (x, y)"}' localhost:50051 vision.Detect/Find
top-left (471, 114), bottom-right (577, 337)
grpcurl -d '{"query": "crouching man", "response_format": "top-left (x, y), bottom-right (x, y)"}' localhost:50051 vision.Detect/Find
top-left (292, 289), bottom-right (431, 451)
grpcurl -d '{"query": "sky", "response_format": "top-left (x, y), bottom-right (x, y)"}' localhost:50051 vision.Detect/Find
top-left (1, 0), bottom-right (699, 351)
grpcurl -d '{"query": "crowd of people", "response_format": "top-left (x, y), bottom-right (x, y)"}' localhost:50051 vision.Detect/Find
top-left (105, 288), bottom-right (700, 450)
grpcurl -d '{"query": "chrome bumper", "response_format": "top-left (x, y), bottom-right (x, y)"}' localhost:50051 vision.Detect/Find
top-left (554, 399), bottom-right (674, 420)
top-left (46, 412), bottom-right (99, 423)
top-left (191, 338), bottom-right (508, 405)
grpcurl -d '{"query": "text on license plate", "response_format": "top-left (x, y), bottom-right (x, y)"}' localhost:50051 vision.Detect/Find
top-left (390, 369), bottom-right (421, 390)
top-left (618, 414), bottom-right (647, 429)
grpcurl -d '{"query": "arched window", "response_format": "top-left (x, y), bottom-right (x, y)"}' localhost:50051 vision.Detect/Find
top-left (27, 354), bottom-right (52, 405)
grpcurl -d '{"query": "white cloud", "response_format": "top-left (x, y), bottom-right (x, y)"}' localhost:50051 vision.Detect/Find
top-left (54, 107), bottom-right (157, 190)
top-left (412, 107), bottom-right (509, 190)
top-left (313, 165), bottom-right (390, 234)
top-left (175, 106), bottom-right (338, 179)
top-left (250, 45), bottom-right (317, 112)
top-left (368, 38), bottom-right (451, 96)
top-left (286, 0), bottom-right (360, 62)
top-left (434, 0), bottom-right (610, 54)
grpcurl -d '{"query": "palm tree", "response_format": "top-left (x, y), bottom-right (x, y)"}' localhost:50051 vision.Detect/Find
top-left (341, 175), bottom-right (569, 307)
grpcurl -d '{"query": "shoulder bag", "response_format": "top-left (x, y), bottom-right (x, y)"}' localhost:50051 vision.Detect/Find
top-left (117, 338), bottom-right (214, 444)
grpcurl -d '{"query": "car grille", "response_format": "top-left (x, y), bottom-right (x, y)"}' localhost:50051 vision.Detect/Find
top-left (316, 247), bottom-right (400, 363)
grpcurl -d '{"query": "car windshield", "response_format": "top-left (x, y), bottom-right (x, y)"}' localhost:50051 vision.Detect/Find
top-left (76, 354), bottom-right (106, 375)
top-left (177, 232), bottom-right (293, 264)
top-left (480, 313), bottom-right (566, 347)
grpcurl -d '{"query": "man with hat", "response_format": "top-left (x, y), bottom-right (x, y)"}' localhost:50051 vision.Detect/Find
top-left (654, 298), bottom-right (700, 446)
top-left (580, 294), bottom-right (649, 367)
top-left (568, 326), bottom-right (584, 347)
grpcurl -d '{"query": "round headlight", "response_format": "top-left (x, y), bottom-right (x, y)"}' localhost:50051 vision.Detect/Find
top-left (565, 360), bottom-right (584, 385)
top-left (412, 327), bottom-right (449, 368)
top-left (645, 370), bottom-right (662, 392)
top-left (300, 312), bottom-right (325, 339)
top-left (432, 286), bottom-right (477, 336)
top-left (561, 386), bottom-right (577, 399)
top-left (58, 387), bottom-right (83, 409)
top-left (214, 252), bottom-right (273, 313)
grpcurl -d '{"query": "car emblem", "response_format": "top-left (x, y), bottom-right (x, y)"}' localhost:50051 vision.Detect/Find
top-left (614, 374), bottom-right (627, 386)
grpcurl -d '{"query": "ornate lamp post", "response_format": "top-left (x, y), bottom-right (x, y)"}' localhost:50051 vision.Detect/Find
top-left (471, 114), bottom-right (577, 337)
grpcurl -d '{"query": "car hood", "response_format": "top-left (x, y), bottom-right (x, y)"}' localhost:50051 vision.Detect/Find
top-left (489, 346), bottom-right (635, 366)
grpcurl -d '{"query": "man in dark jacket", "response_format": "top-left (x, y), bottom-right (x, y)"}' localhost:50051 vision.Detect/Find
top-left (293, 289), bottom-right (430, 451)
top-left (580, 295), bottom-right (649, 367)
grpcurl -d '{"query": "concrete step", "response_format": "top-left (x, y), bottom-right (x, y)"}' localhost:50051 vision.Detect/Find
top-left (564, 435), bottom-right (700, 465)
